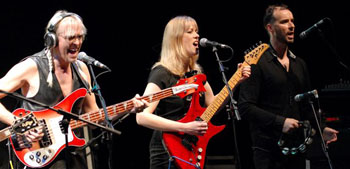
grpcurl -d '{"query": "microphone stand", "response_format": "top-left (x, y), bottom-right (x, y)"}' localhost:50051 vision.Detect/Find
top-left (78, 114), bottom-right (130, 151)
top-left (0, 90), bottom-right (121, 135)
top-left (86, 61), bottom-right (114, 169)
top-left (308, 98), bottom-right (334, 169)
top-left (211, 46), bottom-right (242, 169)
top-left (0, 90), bottom-right (121, 169)
top-left (61, 114), bottom-right (71, 169)
top-left (86, 61), bottom-right (113, 128)
top-left (317, 27), bottom-right (350, 73)
top-left (212, 46), bottom-right (241, 120)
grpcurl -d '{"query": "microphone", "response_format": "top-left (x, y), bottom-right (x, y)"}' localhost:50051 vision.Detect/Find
top-left (299, 18), bottom-right (330, 40)
top-left (78, 52), bottom-right (110, 70)
top-left (294, 89), bottom-right (319, 102)
top-left (199, 38), bottom-right (230, 48)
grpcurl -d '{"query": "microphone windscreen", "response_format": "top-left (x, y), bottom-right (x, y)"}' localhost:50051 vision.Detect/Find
top-left (77, 52), bottom-right (88, 60)
top-left (199, 38), bottom-right (208, 47)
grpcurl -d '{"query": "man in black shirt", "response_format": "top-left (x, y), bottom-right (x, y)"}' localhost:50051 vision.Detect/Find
top-left (238, 4), bottom-right (338, 169)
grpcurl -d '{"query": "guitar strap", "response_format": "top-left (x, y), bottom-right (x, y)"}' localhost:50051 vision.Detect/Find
top-left (72, 61), bottom-right (91, 94)
top-left (184, 70), bottom-right (198, 78)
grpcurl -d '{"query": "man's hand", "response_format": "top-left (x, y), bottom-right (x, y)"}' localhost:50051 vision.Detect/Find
top-left (323, 127), bottom-right (338, 145)
top-left (282, 118), bottom-right (299, 133)
top-left (13, 126), bottom-right (44, 150)
top-left (130, 94), bottom-right (149, 113)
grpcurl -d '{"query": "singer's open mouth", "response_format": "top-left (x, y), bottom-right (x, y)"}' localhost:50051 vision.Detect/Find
top-left (193, 41), bottom-right (198, 47)
top-left (68, 48), bottom-right (78, 55)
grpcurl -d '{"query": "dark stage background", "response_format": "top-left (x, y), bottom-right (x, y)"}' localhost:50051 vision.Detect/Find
top-left (1, 1), bottom-right (349, 169)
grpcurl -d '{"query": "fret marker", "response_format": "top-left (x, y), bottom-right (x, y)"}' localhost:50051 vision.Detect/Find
top-left (124, 102), bottom-right (127, 110)
top-left (99, 110), bottom-right (102, 118)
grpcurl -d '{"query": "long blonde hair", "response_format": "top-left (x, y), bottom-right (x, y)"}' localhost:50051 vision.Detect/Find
top-left (153, 16), bottom-right (202, 77)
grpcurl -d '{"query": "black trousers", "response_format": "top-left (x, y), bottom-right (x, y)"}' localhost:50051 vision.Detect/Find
top-left (149, 144), bottom-right (177, 169)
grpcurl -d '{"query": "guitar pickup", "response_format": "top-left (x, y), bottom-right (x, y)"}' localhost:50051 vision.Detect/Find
top-left (181, 134), bottom-right (199, 151)
top-left (11, 133), bottom-right (32, 150)
top-left (39, 120), bottom-right (52, 147)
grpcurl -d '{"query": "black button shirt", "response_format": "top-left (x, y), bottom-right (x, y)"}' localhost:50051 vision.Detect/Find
top-left (238, 46), bottom-right (312, 150)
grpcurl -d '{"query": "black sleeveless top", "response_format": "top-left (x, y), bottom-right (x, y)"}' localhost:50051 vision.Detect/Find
top-left (8, 50), bottom-right (91, 169)
top-left (21, 49), bottom-right (89, 116)
top-left (148, 65), bottom-right (206, 156)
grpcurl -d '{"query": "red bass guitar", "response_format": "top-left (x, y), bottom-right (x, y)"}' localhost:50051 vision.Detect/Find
top-left (0, 78), bottom-right (200, 168)
top-left (162, 43), bottom-right (269, 169)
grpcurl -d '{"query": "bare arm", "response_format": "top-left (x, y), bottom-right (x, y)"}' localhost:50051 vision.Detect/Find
top-left (204, 81), bottom-right (215, 107)
top-left (136, 83), bottom-right (208, 135)
top-left (0, 59), bottom-right (38, 125)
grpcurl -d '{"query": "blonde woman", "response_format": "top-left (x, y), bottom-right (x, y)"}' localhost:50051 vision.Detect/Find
top-left (136, 15), bottom-right (250, 169)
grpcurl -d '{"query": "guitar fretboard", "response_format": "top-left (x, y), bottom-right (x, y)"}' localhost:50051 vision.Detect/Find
top-left (200, 43), bottom-right (269, 122)
top-left (69, 88), bottom-right (174, 129)
top-left (200, 67), bottom-right (243, 122)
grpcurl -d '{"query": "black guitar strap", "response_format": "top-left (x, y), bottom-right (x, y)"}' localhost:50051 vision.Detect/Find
top-left (72, 61), bottom-right (91, 94)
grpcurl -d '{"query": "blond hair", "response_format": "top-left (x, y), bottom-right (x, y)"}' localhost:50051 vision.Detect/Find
top-left (153, 16), bottom-right (202, 77)
top-left (45, 10), bottom-right (87, 87)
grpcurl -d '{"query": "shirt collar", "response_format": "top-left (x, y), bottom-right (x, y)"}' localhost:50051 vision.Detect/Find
top-left (267, 44), bottom-right (296, 62)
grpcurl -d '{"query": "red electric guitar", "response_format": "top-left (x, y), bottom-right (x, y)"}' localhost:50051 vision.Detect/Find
top-left (0, 75), bottom-right (203, 168)
top-left (162, 43), bottom-right (269, 169)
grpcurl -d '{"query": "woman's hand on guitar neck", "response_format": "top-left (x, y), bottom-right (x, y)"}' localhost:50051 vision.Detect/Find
top-left (238, 63), bottom-right (251, 82)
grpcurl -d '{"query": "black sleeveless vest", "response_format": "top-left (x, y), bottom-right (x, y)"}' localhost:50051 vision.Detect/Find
top-left (21, 50), bottom-right (89, 115)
